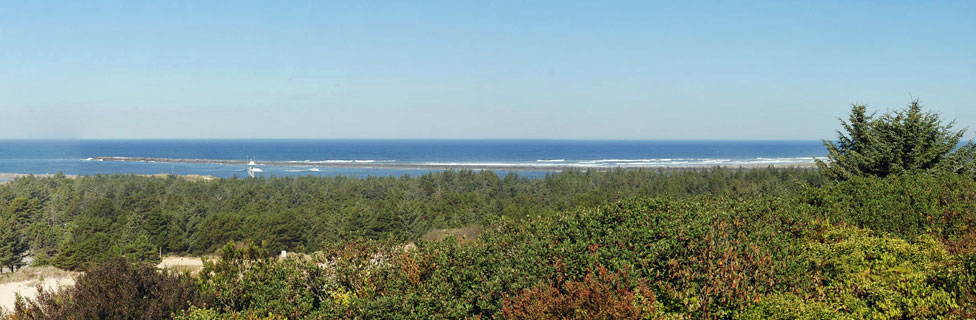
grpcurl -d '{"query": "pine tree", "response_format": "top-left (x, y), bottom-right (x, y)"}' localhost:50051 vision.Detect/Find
top-left (817, 100), bottom-right (976, 180)
top-left (0, 217), bottom-right (28, 272)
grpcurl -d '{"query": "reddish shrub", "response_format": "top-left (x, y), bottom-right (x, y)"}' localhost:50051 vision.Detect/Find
top-left (500, 267), bottom-right (660, 320)
top-left (657, 218), bottom-right (780, 318)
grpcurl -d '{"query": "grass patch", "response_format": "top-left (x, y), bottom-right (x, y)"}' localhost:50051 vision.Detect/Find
top-left (0, 266), bottom-right (78, 285)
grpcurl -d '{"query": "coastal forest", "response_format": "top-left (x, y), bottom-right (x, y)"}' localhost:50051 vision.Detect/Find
top-left (1, 102), bottom-right (975, 319)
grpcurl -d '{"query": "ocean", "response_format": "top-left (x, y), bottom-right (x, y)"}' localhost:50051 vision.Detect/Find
top-left (0, 140), bottom-right (826, 178)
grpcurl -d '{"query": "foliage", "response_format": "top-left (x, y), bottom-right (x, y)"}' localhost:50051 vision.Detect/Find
top-left (0, 196), bottom-right (34, 272)
top-left (744, 227), bottom-right (959, 319)
top-left (952, 252), bottom-right (976, 318)
top-left (145, 176), bottom-right (974, 318)
top-left (0, 216), bottom-right (28, 272)
top-left (817, 101), bottom-right (976, 180)
top-left (14, 258), bottom-right (205, 319)
top-left (1, 170), bottom-right (973, 318)
top-left (0, 168), bottom-right (822, 270)
top-left (2, 160), bottom-right (975, 318)
top-left (499, 267), bottom-right (663, 320)
top-left (235, 196), bottom-right (812, 319)
top-left (196, 241), bottom-right (330, 318)
top-left (800, 172), bottom-right (976, 252)
top-left (807, 228), bottom-right (957, 318)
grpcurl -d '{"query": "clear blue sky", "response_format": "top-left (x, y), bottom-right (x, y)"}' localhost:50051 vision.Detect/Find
top-left (1, 1), bottom-right (974, 140)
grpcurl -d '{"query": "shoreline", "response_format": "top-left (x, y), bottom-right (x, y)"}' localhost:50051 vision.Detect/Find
top-left (0, 172), bottom-right (214, 182)
top-left (89, 156), bottom-right (819, 171)
top-left (0, 158), bottom-right (820, 183)
top-left (0, 173), bottom-right (79, 180)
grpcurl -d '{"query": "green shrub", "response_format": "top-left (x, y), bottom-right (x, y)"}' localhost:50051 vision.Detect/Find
top-left (196, 241), bottom-right (330, 319)
top-left (313, 197), bottom-right (813, 318)
top-left (739, 293), bottom-right (845, 320)
top-left (946, 252), bottom-right (976, 318)
top-left (744, 226), bottom-right (959, 320)
top-left (801, 172), bottom-right (976, 250)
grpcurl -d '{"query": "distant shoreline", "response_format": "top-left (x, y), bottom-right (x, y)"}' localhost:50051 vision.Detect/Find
top-left (0, 173), bottom-right (78, 180)
top-left (0, 158), bottom-right (820, 182)
top-left (88, 156), bottom-right (819, 171)
top-left (0, 172), bottom-right (214, 182)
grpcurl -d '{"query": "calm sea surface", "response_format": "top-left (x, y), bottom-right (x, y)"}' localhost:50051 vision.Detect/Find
top-left (0, 140), bottom-right (825, 178)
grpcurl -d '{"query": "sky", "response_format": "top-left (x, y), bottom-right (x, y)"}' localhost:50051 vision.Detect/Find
top-left (1, 1), bottom-right (974, 140)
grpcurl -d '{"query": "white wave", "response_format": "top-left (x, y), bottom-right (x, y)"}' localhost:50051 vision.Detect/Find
top-left (749, 157), bottom-right (820, 164)
top-left (297, 159), bottom-right (388, 164)
top-left (579, 158), bottom-right (700, 164)
top-left (421, 162), bottom-right (581, 167)
top-left (263, 159), bottom-right (396, 165)
top-left (699, 159), bottom-right (732, 164)
top-left (591, 159), bottom-right (661, 163)
top-left (564, 157), bottom-right (820, 167)
top-left (536, 159), bottom-right (565, 163)
top-left (423, 162), bottom-right (528, 167)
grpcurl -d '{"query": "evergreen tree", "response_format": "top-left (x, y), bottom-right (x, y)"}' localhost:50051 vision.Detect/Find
top-left (0, 217), bottom-right (28, 272)
top-left (817, 100), bottom-right (976, 180)
top-left (118, 233), bottom-right (161, 265)
top-left (24, 222), bottom-right (62, 263)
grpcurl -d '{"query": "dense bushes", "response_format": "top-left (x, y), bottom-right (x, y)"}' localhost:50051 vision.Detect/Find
top-left (2, 168), bottom-right (974, 318)
top-left (196, 241), bottom-right (331, 318)
top-left (499, 267), bottom-right (661, 319)
top-left (196, 173), bottom-right (973, 318)
top-left (455, 198), bottom-right (807, 318)
top-left (15, 258), bottom-right (204, 319)
top-left (744, 227), bottom-right (960, 319)
top-left (158, 174), bottom-right (974, 318)
top-left (801, 172), bottom-right (976, 253)
top-left (164, 196), bottom-right (806, 318)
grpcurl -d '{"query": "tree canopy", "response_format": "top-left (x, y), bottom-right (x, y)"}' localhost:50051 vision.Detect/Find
top-left (817, 100), bottom-right (976, 180)
top-left (0, 168), bottom-right (823, 270)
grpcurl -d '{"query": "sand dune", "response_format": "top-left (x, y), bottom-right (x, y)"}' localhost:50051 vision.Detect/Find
top-left (0, 277), bottom-right (75, 313)
top-left (157, 256), bottom-right (205, 273)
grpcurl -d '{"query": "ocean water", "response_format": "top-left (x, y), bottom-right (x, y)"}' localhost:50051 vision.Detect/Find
top-left (0, 140), bottom-right (825, 178)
